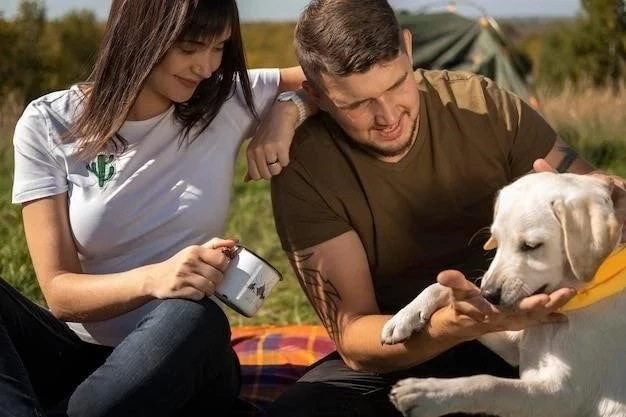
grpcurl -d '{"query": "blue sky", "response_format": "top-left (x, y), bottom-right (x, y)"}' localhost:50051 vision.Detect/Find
top-left (2, 0), bottom-right (581, 20)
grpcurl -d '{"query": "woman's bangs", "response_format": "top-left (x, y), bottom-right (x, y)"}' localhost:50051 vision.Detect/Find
top-left (179, 0), bottom-right (237, 42)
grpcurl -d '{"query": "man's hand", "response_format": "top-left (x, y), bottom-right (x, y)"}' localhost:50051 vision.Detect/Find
top-left (429, 270), bottom-right (575, 341)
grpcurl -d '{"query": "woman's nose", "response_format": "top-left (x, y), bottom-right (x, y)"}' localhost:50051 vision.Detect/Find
top-left (192, 52), bottom-right (219, 79)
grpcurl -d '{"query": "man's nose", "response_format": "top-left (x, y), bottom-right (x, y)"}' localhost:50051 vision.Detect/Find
top-left (373, 95), bottom-right (396, 125)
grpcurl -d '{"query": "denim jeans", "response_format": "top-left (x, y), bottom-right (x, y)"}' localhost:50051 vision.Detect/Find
top-left (0, 277), bottom-right (240, 417)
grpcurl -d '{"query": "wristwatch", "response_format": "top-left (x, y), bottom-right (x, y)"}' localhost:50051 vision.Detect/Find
top-left (276, 90), bottom-right (307, 126)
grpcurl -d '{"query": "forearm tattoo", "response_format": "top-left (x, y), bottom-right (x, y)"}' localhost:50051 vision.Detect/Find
top-left (556, 145), bottom-right (579, 173)
top-left (290, 251), bottom-right (343, 342)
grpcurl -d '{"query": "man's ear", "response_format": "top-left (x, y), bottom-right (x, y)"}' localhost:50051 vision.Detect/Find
top-left (402, 28), bottom-right (413, 63)
top-left (302, 80), bottom-right (328, 112)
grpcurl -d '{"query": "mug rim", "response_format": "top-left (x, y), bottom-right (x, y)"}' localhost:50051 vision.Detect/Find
top-left (235, 245), bottom-right (283, 281)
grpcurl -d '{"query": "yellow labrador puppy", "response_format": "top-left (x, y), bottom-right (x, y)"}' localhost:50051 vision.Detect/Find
top-left (382, 172), bottom-right (626, 417)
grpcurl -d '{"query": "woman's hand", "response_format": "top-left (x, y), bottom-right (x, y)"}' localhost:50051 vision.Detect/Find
top-left (147, 237), bottom-right (237, 301)
top-left (245, 100), bottom-right (301, 181)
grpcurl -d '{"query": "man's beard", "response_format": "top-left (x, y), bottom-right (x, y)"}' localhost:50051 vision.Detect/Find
top-left (356, 113), bottom-right (419, 159)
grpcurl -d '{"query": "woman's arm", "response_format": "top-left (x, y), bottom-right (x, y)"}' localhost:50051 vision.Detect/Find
top-left (22, 193), bottom-right (234, 322)
top-left (246, 66), bottom-right (319, 180)
top-left (278, 66), bottom-right (307, 93)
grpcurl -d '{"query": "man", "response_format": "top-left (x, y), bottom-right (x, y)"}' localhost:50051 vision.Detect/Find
top-left (268, 1), bottom-right (618, 416)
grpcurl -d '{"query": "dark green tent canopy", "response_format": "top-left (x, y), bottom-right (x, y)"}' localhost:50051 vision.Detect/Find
top-left (397, 11), bottom-right (538, 106)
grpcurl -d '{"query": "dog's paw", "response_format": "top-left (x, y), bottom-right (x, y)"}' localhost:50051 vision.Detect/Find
top-left (381, 309), bottom-right (426, 345)
top-left (389, 377), bottom-right (452, 417)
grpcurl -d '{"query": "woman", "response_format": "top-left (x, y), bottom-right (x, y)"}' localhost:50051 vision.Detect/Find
top-left (3, 1), bottom-right (311, 416)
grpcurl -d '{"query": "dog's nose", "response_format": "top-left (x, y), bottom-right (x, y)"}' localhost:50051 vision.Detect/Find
top-left (482, 287), bottom-right (502, 305)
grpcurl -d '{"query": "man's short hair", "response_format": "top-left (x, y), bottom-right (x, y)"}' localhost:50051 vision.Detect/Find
top-left (294, 0), bottom-right (405, 89)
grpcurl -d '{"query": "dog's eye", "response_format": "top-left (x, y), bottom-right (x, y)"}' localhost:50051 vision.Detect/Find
top-left (520, 242), bottom-right (543, 252)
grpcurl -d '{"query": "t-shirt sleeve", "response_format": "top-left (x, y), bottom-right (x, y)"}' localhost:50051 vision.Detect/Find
top-left (483, 77), bottom-right (557, 178)
top-left (12, 103), bottom-right (67, 204)
top-left (271, 158), bottom-right (352, 252)
top-left (238, 68), bottom-right (281, 138)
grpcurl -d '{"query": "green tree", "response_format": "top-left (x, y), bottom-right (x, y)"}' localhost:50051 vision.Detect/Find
top-left (539, 0), bottom-right (626, 89)
top-left (42, 10), bottom-right (103, 91)
top-left (0, 1), bottom-right (103, 106)
top-left (12, 0), bottom-right (47, 104)
top-left (0, 0), bottom-right (47, 105)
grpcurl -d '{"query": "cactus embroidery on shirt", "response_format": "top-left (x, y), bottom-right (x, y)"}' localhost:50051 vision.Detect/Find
top-left (86, 154), bottom-right (116, 188)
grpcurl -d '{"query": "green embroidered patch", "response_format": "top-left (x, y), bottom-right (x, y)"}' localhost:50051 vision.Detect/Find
top-left (86, 154), bottom-right (116, 188)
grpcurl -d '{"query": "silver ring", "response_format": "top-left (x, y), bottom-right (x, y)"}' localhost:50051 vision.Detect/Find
top-left (267, 160), bottom-right (280, 166)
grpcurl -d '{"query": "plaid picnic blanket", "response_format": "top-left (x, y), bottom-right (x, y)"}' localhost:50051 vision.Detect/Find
top-left (230, 325), bottom-right (336, 416)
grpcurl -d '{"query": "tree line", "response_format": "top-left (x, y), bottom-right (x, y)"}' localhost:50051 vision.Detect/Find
top-left (539, 0), bottom-right (626, 90)
top-left (1, 0), bottom-right (624, 109)
top-left (0, 0), bottom-right (103, 107)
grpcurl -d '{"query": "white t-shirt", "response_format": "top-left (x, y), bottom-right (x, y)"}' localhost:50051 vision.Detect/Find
top-left (12, 68), bottom-right (280, 346)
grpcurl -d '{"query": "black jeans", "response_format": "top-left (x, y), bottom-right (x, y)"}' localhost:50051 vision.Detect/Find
top-left (267, 341), bottom-right (517, 417)
top-left (0, 277), bottom-right (240, 417)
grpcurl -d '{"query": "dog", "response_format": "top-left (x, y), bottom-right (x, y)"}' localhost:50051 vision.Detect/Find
top-left (381, 172), bottom-right (626, 417)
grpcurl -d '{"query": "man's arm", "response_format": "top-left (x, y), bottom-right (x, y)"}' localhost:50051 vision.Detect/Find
top-left (540, 137), bottom-right (595, 174)
top-left (287, 230), bottom-right (468, 373)
top-left (287, 231), bottom-right (574, 373)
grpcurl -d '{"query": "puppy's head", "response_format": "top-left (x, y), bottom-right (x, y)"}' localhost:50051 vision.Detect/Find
top-left (481, 172), bottom-right (621, 307)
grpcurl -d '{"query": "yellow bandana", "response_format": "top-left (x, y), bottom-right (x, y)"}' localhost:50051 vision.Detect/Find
top-left (560, 246), bottom-right (626, 312)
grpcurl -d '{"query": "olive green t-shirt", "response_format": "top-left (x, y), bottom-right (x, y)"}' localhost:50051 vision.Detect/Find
top-left (271, 69), bottom-right (557, 313)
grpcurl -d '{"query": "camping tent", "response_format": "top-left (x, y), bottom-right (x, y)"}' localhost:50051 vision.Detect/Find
top-left (397, 8), bottom-right (539, 107)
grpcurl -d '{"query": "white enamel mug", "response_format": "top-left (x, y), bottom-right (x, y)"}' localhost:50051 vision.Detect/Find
top-left (212, 246), bottom-right (282, 317)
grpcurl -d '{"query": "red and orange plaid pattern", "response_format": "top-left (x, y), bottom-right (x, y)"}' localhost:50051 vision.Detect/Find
top-left (230, 325), bottom-right (336, 416)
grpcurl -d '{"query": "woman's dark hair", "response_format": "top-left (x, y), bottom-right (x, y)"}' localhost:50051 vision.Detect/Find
top-left (71, 0), bottom-right (256, 158)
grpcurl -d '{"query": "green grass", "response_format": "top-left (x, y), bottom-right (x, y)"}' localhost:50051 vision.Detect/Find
top-left (0, 137), bottom-right (39, 301)
top-left (223, 148), bottom-right (317, 326)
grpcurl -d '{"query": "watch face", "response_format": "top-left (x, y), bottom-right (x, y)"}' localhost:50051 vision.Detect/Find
top-left (278, 91), bottom-right (296, 101)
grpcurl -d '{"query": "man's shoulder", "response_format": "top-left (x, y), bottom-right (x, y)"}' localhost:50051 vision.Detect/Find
top-left (415, 69), bottom-right (504, 113)
top-left (289, 113), bottom-right (346, 167)
top-left (273, 113), bottom-right (360, 195)
top-left (415, 69), bottom-right (494, 98)
top-left (415, 68), bottom-right (489, 87)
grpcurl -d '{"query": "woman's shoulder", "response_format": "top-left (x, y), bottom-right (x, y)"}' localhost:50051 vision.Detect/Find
top-left (22, 86), bottom-right (83, 124)
top-left (15, 86), bottom-right (84, 147)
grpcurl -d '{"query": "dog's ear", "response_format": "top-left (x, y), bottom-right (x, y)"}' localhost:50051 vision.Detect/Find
top-left (551, 195), bottom-right (620, 281)
top-left (483, 194), bottom-right (500, 250)
top-left (483, 235), bottom-right (497, 250)
top-left (609, 180), bottom-right (626, 231)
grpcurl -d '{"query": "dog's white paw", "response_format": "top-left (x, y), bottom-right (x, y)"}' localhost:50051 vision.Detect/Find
top-left (389, 377), bottom-right (453, 417)
top-left (381, 309), bottom-right (426, 345)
